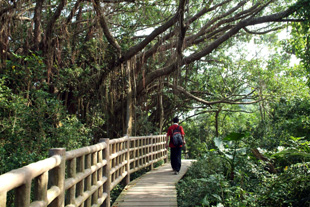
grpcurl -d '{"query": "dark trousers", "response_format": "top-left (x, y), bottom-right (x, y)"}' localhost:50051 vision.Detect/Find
top-left (171, 147), bottom-right (182, 172)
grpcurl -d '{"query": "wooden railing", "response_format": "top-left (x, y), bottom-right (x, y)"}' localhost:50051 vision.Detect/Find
top-left (0, 135), bottom-right (168, 207)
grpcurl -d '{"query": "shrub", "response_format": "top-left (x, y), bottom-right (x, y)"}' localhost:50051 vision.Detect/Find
top-left (0, 79), bottom-right (92, 175)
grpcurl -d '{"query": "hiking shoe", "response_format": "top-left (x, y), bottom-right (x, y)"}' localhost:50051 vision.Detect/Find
top-left (174, 171), bottom-right (179, 175)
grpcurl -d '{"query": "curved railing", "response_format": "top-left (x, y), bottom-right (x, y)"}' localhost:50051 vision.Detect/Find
top-left (0, 135), bottom-right (168, 207)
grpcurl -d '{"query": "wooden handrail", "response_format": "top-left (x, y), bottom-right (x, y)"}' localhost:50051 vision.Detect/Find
top-left (0, 134), bottom-right (168, 207)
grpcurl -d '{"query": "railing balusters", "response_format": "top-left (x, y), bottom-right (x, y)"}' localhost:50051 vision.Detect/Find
top-left (15, 180), bottom-right (31, 207)
top-left (34, 171), bottom-right (48, 205)
top-left (76, 155), bottom-right (85, 207)
top-left (0, 191), bottom-right (7, 207)
top-left (150, 136), bottom-right (154, 170)
top-left (98, 148), bottom-right (103, 199)
top-left (49, 148), bottom-right (66, 207)
top-left (100, 138), bottom-right (111, 207)
top-left (66, 158), bottom-right (76, 205)
top-left (125, 136), bottom-right (130, 184)
top-left (92, 151), bottom-right (98, 204)
top-left (85, 153), bottom-right (92, 207)
top-left (0, 135), bottom-right (168, 207)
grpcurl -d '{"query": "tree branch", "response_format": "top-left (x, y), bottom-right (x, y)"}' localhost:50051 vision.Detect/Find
top-left (166, 83), bottom-right (260, 106)
top-left (184, 7), bottom-right (296, 65)
top-left (102, 0), bottom-right (135, 2)
top-left (93, 0), bottom-right (121, 54)
top-left (136, 4), bottom-right (298, 98)
top-left (119, 0), bottom-right (188, 64)
top-left (180, 108), bottom-right (254, 124)
top-left (33, 0), bottom-right (44, 51)
top-left (139, 0), bottom-right (260, 67)
top-left (45, 0), bottom-right (67, 42)
top-left (243, 26), bottom-right (284, 35)
top-left (0, 4), bottom-right (16, 17)
top-left (66, 0), bottom-right (83, 25)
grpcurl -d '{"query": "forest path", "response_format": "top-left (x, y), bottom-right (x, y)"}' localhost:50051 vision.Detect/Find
top-left (112, 159), bottom-right (195, 207)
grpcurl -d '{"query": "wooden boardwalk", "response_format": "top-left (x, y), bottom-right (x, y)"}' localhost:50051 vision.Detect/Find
top-left (112, 160), bottom-right (195, 207)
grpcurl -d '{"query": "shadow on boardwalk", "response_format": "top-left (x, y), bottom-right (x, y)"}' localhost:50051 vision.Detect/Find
top-left (112, 160), bottom-right (195, 207)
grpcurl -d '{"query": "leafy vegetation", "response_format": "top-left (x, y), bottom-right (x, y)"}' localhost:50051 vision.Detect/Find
top-left (177, 60), bottom-right (310, 206)
top-left (177, 135), bottom-right (310, 207)
top-left (1, 0), bottom-right (310, 206)
top-left (290, 0), bottom-right (310, 72)
top-left (0, 77), bottom-right (92, 175)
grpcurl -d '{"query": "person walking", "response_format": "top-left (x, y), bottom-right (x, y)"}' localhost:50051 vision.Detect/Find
top-left (166, 116), bottom-right (185, 175)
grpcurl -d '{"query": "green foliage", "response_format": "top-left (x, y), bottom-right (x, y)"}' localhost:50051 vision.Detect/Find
top-left (110, 183), bottom-right (126, 205)
top-left (271, 136), bottom-right (310, 171)
top-left (177, 153), bottom-right (261, 207)
top-left (290, 0), bottom-right (310, 74)
top-left (0, 78), bottom-right (91, 175)
top-left (177, 125), bottom-right (310, 207)
top-left (273, 98), bottom-right (310, 140)
top-left (223, 132), bottom-right (249, 141)
top-left (213, 134), bottom-right (248, 180)
top-left (3, 52), bottom-right (46, 92)
top-left (255, 97), bottom-right (310, 150)
top-left (177, 156), bottom-right (226, 207)
top-left (180, 118), bottom-right (211, 159)
top-left (134, 106), bottom-right (161, 136)
top-left (258, 164), bottom-right (310, 206)
top-left (0, 1), bottom-right (309, 206)
top-left (177, 151), bottom-right (310, 207)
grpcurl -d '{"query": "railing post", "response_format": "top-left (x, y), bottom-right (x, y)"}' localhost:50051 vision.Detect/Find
top-left (34, 171), bottom-right (48, 205)
top-left (66, 158), bottom-right (76, 205)
top-left (132, 139), bottom-right (136, 169)
top-left (76, 155), bottom-right (85, 206)
top-left (49, 148), bottom-right (66, 207)
top-left (150, 136), bottom-right (154, 170)
top-left (92, 151), bottom-right (98, 203)
top-left (15, 180), bottom-right (31, 207)
top-left (0, 192), bottom-right (7, 207)
top-left (125, 135), bottom-right (131, 185)
top-left (85, 152), bottom-right (92, 207)
top-left (164, 135), bottom-right (169, 163)
top-left (0, 191), bottom-right (7, 207)
top-left (98, 144), bottom-right (103, 199)
top-left (100, 138), bottom-right (111, 207)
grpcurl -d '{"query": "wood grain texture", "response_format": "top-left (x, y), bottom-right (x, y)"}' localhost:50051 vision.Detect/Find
top-left (112, 160), bottom-right (195, 207)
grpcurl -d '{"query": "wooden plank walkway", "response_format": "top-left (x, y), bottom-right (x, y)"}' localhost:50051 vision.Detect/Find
top-left (112, 160), bottom-right (195, 207)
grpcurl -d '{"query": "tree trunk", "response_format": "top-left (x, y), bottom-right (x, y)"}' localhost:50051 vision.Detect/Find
top-left (215, 107), bottom-right (222, 137)
top-left (158, 78), bottom-right (164, 134)
top-left (251, 148), bottom-right (277, 174)
top-left (33, 0), bottom-right (44, 51)
top-left (126, 60), bottom-right (133, 136)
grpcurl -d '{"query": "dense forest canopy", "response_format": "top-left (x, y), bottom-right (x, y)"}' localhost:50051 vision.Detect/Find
top-left (1, 0), bottom-right (306, 135)
top-left (1, 0), bottom-right (309, 170)
top-left (1, 0), bottom-right (310, 206)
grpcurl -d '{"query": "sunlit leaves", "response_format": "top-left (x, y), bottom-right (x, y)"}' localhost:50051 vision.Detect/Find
top-left (290, 0), bottom-right (310, 73)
